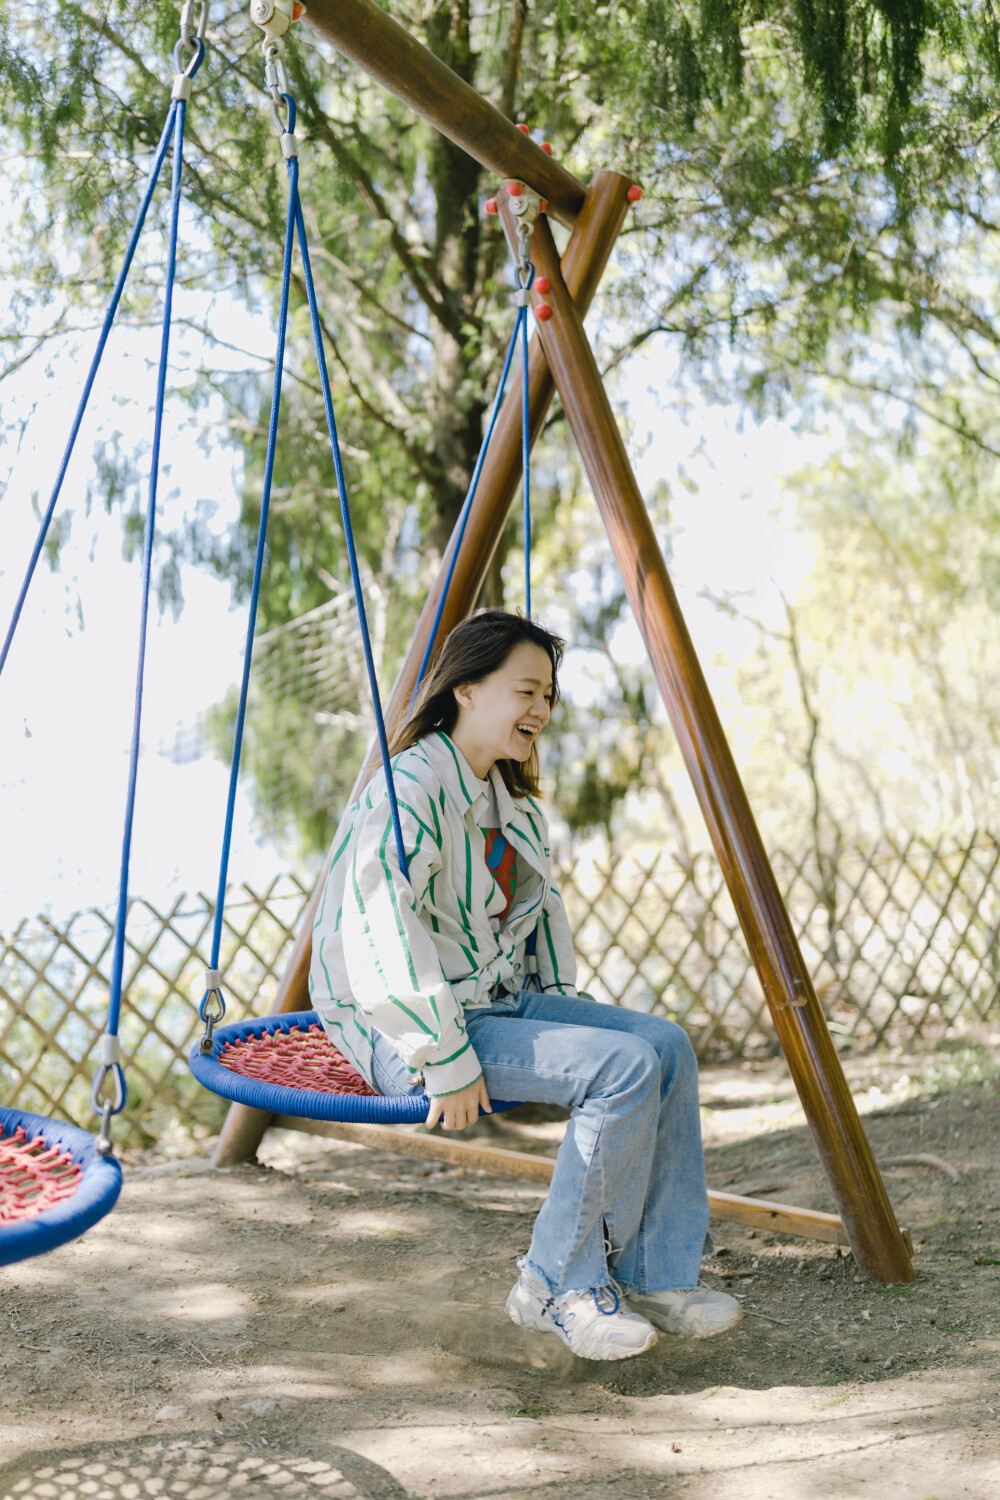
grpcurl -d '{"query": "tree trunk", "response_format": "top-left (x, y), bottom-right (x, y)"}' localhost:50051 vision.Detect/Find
top-left (425, 0), bottom-right (491, 556)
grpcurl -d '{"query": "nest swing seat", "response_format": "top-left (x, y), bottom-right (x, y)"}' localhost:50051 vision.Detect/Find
top-left (189, 1010), bottom-right (519, 1124)
top-left (0, 1107), bottom-right (123, 1267)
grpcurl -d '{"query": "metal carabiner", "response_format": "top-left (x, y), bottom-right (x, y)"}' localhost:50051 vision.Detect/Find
top-left (174, 0), bottom-right (208, 74)
top-left (517, 221), bottom-right (533, 276)
top-left (95, 1100), bottom-right (116, 1158)
top-left (199, 974), bottom-right (227, 1053)
top-left (89, 1058), bottom-right (126, 1158)
top-left (262, 39), bottom-right (297, 144)
top-left (264, 39), bottom-right (291, 100)
top-left (179, 0), bottom-right (209, 42)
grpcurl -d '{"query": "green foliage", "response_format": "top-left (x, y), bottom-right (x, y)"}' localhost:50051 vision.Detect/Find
top-left (5, 0), bottom-right (1000, 850)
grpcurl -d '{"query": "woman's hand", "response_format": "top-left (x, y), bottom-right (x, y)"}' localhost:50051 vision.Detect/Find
top-left (425, 1076), bottom-right (491, 1131)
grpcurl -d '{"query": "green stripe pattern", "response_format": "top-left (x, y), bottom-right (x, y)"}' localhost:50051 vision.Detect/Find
top-left (308, 733), bottom-right (577, 1098)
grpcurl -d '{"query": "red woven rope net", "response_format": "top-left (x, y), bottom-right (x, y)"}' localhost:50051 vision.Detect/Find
top-left (0, 1122), bottom-right (83, 1224)
top-left (219, 1023), bottom-right (377, 1096)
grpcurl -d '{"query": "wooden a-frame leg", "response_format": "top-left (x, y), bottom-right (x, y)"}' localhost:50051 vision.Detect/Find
top-left (497, 200), bottom-right (913, 1284)
top-left (211, 171), bottom-right (635, 1168)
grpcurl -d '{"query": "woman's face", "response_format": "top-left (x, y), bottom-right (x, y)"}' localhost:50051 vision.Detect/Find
top-left (451, 641), bottom-right (554, 778)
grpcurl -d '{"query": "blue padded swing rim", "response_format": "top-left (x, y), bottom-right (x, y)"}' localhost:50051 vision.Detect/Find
top-left (188, 1011), bottom-right (520, 1124)
top-left (0, 1107), bottom-right (123, 1268)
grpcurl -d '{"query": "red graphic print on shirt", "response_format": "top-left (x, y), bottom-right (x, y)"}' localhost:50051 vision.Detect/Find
top-left (484, 828), bottom-right (517, 921)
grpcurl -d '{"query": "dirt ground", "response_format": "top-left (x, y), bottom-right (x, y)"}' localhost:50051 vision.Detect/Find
top-left (3, 1051), bottom-right (1000, 1500)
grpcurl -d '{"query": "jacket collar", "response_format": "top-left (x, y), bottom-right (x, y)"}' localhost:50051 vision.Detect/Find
top-left (421, 731), bottom-right (490, 817)
top-left (419, 734), bottom-right (543, 861)
top-left (487, 764), bottom-right (518, 829)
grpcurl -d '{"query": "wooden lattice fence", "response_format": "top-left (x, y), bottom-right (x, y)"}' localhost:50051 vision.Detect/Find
top-left (563, 834), bottom-right (1000, 1058)
top-left (2, 836), bottom-right (998, 1144)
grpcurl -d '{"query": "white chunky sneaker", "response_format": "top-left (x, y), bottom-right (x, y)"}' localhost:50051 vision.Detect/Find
top-left (627, 1286), bottom-right (743, 1338)
top-left (506, 1262), bottom-right (658, 1361)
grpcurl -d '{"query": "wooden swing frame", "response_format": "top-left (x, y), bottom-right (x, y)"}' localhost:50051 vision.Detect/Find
top-left (215, 0), bottom-right (914, 1283)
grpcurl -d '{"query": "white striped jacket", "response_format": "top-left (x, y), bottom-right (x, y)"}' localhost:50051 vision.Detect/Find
top-left (309, 731), bottom-right (577, 1097)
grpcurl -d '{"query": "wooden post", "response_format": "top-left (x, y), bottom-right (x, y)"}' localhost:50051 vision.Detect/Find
top-left (212, 172), bottom-right (635, 1168)
top-left (303, 0), bottom-right (586, 228)
top-left (499, 200), bottom-right (913, 1284)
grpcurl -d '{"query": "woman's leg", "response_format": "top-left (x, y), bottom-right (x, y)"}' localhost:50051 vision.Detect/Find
top-left (372, 1008), bottom-right (663, 1298)
top-left (513, 991), bottom-right (710, 1293)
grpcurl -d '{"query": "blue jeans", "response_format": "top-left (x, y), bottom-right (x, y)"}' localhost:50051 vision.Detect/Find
top-left (370, 984), bottom-right (710, 1297)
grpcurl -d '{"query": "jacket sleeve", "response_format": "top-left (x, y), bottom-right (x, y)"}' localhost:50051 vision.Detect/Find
top-left (534, 881), bottom-right (578, 996)
top-left (341, 779), bottom-right (483, 1097)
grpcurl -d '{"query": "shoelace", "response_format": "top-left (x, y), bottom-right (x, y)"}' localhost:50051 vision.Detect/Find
top-left (526, 1265), bottom-right (625, 1321)
top-left (591, 1283), bottom-right (620, 1316)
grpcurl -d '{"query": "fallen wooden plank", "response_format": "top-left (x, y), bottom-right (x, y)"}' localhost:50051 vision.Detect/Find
top-left (704, 1188), bottom-right (846, 1245)
top-left (273, 1115), bottom-right (854, 1246)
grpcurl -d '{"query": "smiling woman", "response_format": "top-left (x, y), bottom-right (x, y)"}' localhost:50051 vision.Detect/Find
top-left (307, 608), bottom-right (743, 1363)
top-left (389, 610), bottom-right (558, 795)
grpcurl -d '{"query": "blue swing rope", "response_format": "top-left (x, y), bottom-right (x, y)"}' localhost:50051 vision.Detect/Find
top-left (414, 289), bottom-right (534, 694)
top-left (0, 42), bottom-right (205, 686)
top-left (520, 295), bottom-right (532, 620)
top-left (198, 82), bottom-right (410, 1046)
top-left (189, 55), bottom-right (539, 1119)
top-left (0, 27), bottom-right (206, 1201)
top-left (195, 50), bottom-right (540, 1068)
top-left (198, 102), bottom-right (301, 1043)
top-left (92, 59), bottom-right (201, 1154)
top-left (294, 187), bottom-right (408, 874)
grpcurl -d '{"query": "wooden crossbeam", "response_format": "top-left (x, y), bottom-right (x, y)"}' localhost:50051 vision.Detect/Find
top-left (304, 0), bottom-right (586, 227)
top-left (276, 1115), bottom-right (853, 1247)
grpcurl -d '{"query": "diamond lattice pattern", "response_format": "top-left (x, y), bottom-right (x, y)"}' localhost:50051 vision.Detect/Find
top-left (2, 838), bottom-right (997, 1141)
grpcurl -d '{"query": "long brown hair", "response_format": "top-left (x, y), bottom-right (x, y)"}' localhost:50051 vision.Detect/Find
top-left (389, 610), bottom-right (564, 797)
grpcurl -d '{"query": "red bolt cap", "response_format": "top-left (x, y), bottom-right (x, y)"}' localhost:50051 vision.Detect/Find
top-left (536, 303), bottom-right (553, 321)
top-left (539, 200), bottom-right (548, 213)
top-left (534, 276), bottom-right (551, 294)
top-left (541, 141), bottom-right (553, 155)
top-left (517, 122), bottom-right (531, 134)
top-left (507, 181), bottom-right (524, 196)
top-left (485, 198), bottom-right (498, 215)
top-left (627, 184), bottom-right (643, 203)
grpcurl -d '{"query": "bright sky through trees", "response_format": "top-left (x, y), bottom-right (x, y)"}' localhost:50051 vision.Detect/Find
top-left (0, 303), bottom-right (826, 925)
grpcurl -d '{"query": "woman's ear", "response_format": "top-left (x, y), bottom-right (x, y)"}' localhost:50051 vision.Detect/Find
top-left (453, 681), bottom-right (476, 712)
